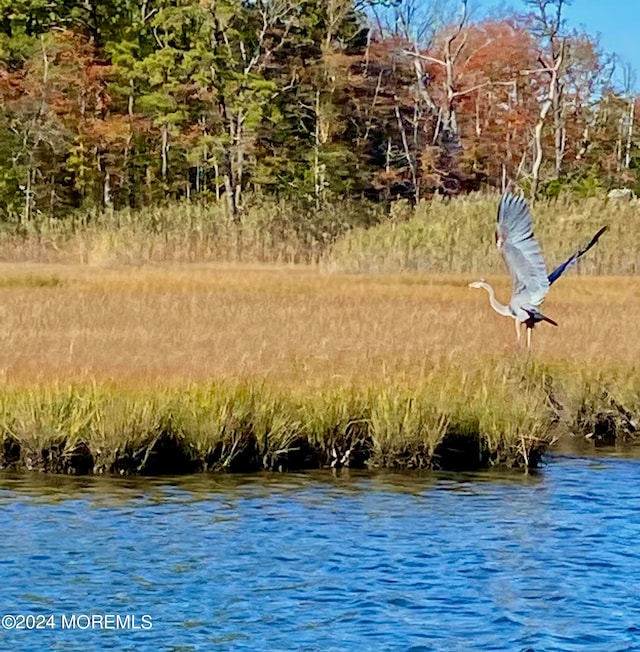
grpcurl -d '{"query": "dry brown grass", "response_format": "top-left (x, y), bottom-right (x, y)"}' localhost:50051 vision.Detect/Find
top-left (0, 262), bottom-right (637, 472)
top-left (0, 262), bottom-right (636, 386)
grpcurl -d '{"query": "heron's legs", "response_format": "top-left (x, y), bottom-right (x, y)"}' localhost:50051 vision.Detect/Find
top-left (514, 319), bottom-right (521, 342)
top-left (527, 327), bottom-right (532, 350)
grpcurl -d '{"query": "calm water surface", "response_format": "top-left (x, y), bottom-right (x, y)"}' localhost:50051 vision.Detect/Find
top-left (1, 454), bottom-right (640, 651)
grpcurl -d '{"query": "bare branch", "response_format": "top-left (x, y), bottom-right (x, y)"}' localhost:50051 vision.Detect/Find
top-left (401, 50), bottom-right (446, 67)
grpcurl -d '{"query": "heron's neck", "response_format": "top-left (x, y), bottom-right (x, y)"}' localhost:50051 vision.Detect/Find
top-left (477, 282), bottom-right (512, 318)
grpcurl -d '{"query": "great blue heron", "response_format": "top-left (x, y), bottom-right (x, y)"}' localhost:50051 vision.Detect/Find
top-left (469, 193), bottom-right (607, 349)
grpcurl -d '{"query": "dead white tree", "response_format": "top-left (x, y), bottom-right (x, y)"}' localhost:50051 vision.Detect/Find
top-left (401, 0), bottom-right (468, 148)
top-left (526, 44), bottom-right (565, 197)
top-left (525, 0), bottom-right (568, 197)
top-left (367, 0), bottom-right (461, 199)
top-left (619, 61), bottom-right (637, 169)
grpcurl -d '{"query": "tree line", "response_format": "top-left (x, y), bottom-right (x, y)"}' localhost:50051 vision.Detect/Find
top-left (0, 0), bottom-right (636, 224)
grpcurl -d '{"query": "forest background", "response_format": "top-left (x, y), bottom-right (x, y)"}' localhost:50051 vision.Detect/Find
top-left (0, 0), bottom-right (636, 257)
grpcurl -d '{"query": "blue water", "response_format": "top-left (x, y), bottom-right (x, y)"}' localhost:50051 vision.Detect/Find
top-left (1, 455), bottom-right (640, 651)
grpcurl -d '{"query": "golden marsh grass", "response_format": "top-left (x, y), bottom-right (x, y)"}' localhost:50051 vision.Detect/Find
top-left (0, 263), bottom-right (635, 384)
top-left (0, 192), bottom-right (636, 473)
top-left (0, 262), bottom-right (638, 473)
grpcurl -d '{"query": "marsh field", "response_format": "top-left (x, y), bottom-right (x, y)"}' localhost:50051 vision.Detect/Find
top-left (0, 194), bottom-right (638, 474)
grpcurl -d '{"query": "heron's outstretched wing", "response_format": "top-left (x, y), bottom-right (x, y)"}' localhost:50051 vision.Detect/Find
top-left (547, 225), bottom-right (608, 285)
top-left (496, 193), bottom-right (549, 308)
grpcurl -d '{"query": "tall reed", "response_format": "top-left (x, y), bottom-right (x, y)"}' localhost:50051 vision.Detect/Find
top-left (0, 197), bottom-right (382, 265)
top-left (0, 194), bottom-right (632, 273)
top-left (326, 194), bottom-right (631, 274)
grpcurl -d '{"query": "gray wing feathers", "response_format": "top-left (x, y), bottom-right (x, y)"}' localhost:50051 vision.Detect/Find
top-left (497, 194), bottom-right (532, 243)
top-left (497, 193), bottom-right (549, 308)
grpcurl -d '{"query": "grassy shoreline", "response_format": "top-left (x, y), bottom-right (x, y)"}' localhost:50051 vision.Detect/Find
top-left (0, 377), bottom-right (546, 475)
top-left (0, 362), bottom-right (637, 475)
top-left (0, 263), bottom-right (637, 474)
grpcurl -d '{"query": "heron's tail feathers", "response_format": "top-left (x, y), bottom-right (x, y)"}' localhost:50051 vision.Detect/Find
top-left (523, 307), bottom-right (558, 327)
top-left (538, 311), bottom-right (558, 327)
top-left (548, 225), bottom-right (608, 285)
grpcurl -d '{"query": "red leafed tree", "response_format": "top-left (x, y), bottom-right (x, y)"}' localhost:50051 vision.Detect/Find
top-left (416, 18), bottom-right (540, 191)
top-left (409, 15), bottom-right (610, 194)
top-left (447, 20), bottom-right (542, 185)
top-left (0, 30), bottom-right (117, 218)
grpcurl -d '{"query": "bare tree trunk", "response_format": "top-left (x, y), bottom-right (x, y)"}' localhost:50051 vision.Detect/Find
top-left (217, 93), bottom-right (239, 223)
top-left (314, 88), bottom-right (321, 210)
top-left (128, 78), bottom-right (135, 117)
top-left (516, 148), bottom-right (528, 178)
top-left (625, 97), bottom-right (635, 169)
top-left (576, 123), bottom-right (589, 160)
top-left (526, 0), bottom-right (568, 197)
top-left (161, 124), bottom-right (168, 181)
top-left (441, 0), bottom-right (467, 144)
top-left (103, 172), bottom-right (112, 208)
top-left (214, 161), bottom-right (220, 201)
top-left (531, 100), bottom-right (552, 197)
top-left (234, 111), bottom-right (245, 215)
top-left (360, 71), bottom-right (383, 147)
top-left (552, 81), bottom-right (566, 175)
top-left (223, 173), bottom-right (235, 220)
top-left (24, 166), bottom-right (32, 223)
top-left (530, 43), bottom-right (565, 198)
top-left (394, 102), bottom-right (419, 201)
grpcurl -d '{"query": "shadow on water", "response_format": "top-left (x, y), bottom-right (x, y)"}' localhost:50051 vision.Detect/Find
top-left (7, 437), bottom-right (640, 505)
top-left (0, 465), bottom-right (543, 505)
top-left (552, 434), bottom-right (640, 461)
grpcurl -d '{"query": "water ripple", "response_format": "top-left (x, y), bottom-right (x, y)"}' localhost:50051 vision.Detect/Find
top-left (1, 459), bottom-right (640, 650)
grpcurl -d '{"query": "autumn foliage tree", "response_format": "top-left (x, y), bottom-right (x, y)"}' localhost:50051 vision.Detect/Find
top-left (0, 0), bottom-right (634, 224)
